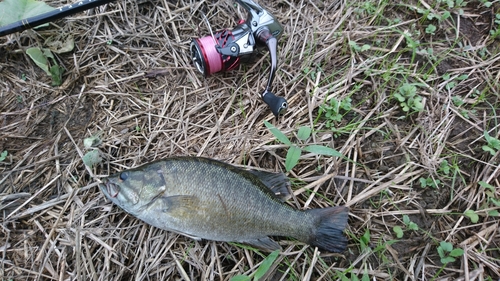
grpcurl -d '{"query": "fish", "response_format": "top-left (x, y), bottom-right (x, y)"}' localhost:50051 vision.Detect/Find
top-left (99, 156), bottom-right (348, 253)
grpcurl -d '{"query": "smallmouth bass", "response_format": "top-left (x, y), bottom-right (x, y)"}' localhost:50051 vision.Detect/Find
top-left (99, 157), bottom-right (348, 252)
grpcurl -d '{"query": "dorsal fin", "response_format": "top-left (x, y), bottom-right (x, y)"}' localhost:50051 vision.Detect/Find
top-left (247, 169), bottom-right (291, 201)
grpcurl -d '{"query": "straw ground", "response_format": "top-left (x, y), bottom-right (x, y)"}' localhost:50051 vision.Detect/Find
top-left (1, 0), bottom-right (499, 280)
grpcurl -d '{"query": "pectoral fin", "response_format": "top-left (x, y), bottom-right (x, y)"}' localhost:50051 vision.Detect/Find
top-left (160, 195), bottom-right (199, 216)
top-left (242, 237), bottom-right (282, 251)
top-left (248, 169), bottom-right (291, 201)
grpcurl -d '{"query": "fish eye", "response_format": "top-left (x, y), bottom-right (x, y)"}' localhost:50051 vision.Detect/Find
top-left (119, 172), bottom-right (129, 181)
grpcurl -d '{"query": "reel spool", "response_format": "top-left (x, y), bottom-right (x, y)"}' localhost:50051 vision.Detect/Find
top-left (190, 29), bottom-right (241, 77)
top-left (190, 0), bottom-right (288, 117)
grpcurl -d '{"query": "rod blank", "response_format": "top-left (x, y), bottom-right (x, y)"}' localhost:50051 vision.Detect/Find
top-left (0, 0), bottom-right (118, 37)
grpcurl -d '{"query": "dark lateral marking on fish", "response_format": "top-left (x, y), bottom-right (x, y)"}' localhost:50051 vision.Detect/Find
top-left (217, 193), bottom-right (231, 218)
top-left (156, 169), bottom-right (168, 188)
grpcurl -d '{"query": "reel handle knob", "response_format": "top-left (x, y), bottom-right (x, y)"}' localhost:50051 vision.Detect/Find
top-left (262, 90), bottom-right (288, 117)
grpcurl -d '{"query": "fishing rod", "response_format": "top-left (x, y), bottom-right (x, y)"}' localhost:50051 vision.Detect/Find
top-left (0, 0), bottom-right (118, 37)
top-left (0, 0), bottom-right (288, 116)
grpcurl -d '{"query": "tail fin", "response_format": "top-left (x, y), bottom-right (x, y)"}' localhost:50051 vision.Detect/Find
top-left (306, 206), bottom-right (348, 253)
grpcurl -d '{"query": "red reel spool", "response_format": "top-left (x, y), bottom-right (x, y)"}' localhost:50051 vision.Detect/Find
top-left (190, 29), bottom-right (241, 77)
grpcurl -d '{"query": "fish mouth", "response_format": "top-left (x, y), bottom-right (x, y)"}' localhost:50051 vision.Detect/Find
top-left (100, 179), bottom-right (120, 198)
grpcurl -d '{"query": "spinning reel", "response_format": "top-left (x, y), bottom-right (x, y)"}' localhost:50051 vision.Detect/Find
top-left (190, 0), bottom-right (288, 117)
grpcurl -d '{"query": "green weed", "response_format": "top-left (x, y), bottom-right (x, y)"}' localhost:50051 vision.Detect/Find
top-left (443, 73), bottom-right (469, 91)
top-left (319, 96), bottom-right (352, 128)
top-left (419, 177), bottom-right (441, 188)
top-left (230, 250), bottom-right (280, 281)
top-left (437, 241), bottom-right (463, 264)
top-left (489, 13), bottom-right (500, 39)
top-left (82, 134), bottom-right (103, 168)
top-left (359, 228), bottom-right (371, 252)
top-left (393, 215), bottom-right (419, 238)
top-left (463, 209), bottom-right (479, 223)
top-left (425, 24), bottom-right (437, 35)
top-left (479, 181), bottom-right (500, 216)
top-left (264, 121), bottom-right (343, 172)
top-left (438, 160), bottom-right (451, 175)
top-left (349, 41), bottom-right (371, 53)
top-left (482, 131), bottom-right (500, 155)
top-left (393, 83), bottom-right (424, 113)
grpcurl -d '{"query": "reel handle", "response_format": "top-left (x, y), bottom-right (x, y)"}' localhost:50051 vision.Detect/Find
top-left (262, 91), bottom-right (288, 117)
top-left (257, 27), bottom-right (287, 117)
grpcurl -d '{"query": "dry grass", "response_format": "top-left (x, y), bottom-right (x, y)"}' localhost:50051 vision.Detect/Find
top-left (1, 0), bottom-right (499, 280)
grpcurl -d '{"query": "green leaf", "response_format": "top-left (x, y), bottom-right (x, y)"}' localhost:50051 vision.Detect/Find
top-left (441, 256), bottom-right (455, 264)
top-left (0, 150), bottom-right (7, 162)
top-left (437, 246), bottom-right (445, 258)
top-left (26, 47), bottom-right (64, 85)
top-left (408, 222), bottom-right (419, 231)
top-left (487, 210), bottom-right (499, 216)
top-left (45, 33), bottom-right (75, 54)
top-left (449, 248), bottom-right (464, 257)
top-left (425, 24), bottom-right (437, 34)
top-left (419, 177), bottom-right (428, 188)
top-left (252, 250), bottom-right (280, 281)
top-left (82, 150), bottom-right (102, 168)
top-left (84, 133), bottom-right (103, 149)
top-left (50, 64), bottom-right (64, 86)
top-left (440, 160), bottom-right (450, 174)
top-left (479, 181), bottom-right (495, 191)
top-left (439, 241), bottom-right (453, 252)
top-left (360, 44), bottom-right (371, 52)
top-left (361, 228), bottom-right (370, 246)
top-left (297, 126), bottom-right (312, 141)
top-left (403, 215), bottom-right (410, 225)
top-left (442, 11), bottom-right (451, 20)
top-left (361, 271), bottom-right (370, 281)
top-left (337, 272), bottom-right (350, 281)
top-left (285, 146), bottom-right (301, 172)
top-left (484, 131), bottom-right (500, 149)
top-left (26, 47), bottom-right (51, 75)
top-left (464, 210), bottom-right (479, 223)
top-left (482, 145), bottom-right (496, 155)
top-left (393, 226), bottom-right (404, 238)
top-left (0, 0), bottom-right (55, 27)
top-left (264, 121), bottom-right (291, 145)
top-left (230, 275), bottom-right (251, 281)
top-left (303, 145), bottom-right (342, 157)
top-left (490, 198), bottom-right (500, 207)
top-left (393, 93), bottom-right (405, 102)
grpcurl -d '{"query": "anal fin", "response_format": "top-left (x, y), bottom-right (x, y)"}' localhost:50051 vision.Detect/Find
top-left (241, 237), bottom-right (282, 251)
